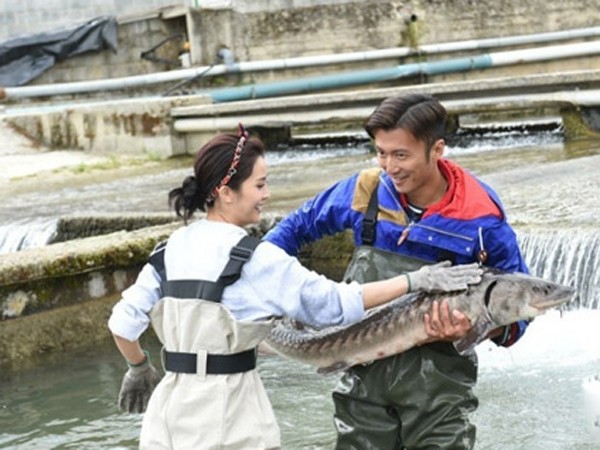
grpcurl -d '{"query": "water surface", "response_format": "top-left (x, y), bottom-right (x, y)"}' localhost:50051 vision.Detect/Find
top-left (1, 310), bottom-right (600, 449)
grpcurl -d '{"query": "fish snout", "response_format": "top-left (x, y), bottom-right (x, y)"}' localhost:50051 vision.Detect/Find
top-left (530, 284), bottom-right (576, 310)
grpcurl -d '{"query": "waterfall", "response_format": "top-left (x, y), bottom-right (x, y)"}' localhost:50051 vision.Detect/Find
top-left (518, 228), bottom-right (600, 309)
top-left (0, 218), bottom-right (58, 254)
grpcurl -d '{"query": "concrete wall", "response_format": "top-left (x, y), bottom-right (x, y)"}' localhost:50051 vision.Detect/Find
top-left (5, 94), bottom-right (211, 155)
top-left (0, 0), bottom-right (184, 41)
top-left (194, 0), bottom-right (600, 87)
top-left (5, 0), bottom-right (600, 94)
top-left (2, 0), bottom-right (600, 153)
top-left (0, 0), bottom-right (364, 41)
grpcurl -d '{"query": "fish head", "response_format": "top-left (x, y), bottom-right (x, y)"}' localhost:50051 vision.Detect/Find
top-left (477, 270), bottom-right (575, 325)
top-left (480, 269), bottom-right (576, 326)
top-left (454, 269), bottom-right (575, 354)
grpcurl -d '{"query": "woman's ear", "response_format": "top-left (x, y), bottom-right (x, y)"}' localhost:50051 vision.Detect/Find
top-left (218, 185), bottom-right (235, 204)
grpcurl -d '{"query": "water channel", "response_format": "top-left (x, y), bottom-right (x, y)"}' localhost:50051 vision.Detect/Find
top-left (1, 128), bottom-right (600, 448)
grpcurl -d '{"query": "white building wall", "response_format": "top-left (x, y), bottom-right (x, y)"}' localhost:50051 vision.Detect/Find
top-left (0, 0), bottom-right (361, 40)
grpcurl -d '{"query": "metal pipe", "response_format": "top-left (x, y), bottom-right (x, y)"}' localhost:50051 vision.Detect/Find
top-left (207, 41), bottom-right (600, 102)
top-left (2, 27), bottom-right (600, 100)
top-left (172, 89), bottom-right (600, 133)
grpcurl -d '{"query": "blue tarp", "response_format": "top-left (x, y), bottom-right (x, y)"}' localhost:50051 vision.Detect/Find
top-left (0, 16), bottom-right (118, 87)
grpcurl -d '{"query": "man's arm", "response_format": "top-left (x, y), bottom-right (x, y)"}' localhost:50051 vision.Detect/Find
top-left (483, 222), bottom-right (530, 347)
top-left (265, 174), bottom-right (360, 255)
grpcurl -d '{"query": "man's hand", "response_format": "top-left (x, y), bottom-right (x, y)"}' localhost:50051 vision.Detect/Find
top-left (118, 352), bottom-right (162, 414)
top-left (423, 299), bottom-right (472, 342)
top-left (407, 261), bottom-right (482, 293)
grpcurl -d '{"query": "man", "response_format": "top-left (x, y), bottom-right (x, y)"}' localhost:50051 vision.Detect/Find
top-left (265, 93), bottom-right (529, 449)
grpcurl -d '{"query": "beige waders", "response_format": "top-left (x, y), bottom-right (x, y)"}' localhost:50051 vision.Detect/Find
top-left (140, 236), bottom-right (280, 450)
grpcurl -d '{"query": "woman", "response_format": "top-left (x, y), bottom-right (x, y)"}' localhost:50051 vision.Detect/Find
top-left (108, 125), bottom-right (482, 449)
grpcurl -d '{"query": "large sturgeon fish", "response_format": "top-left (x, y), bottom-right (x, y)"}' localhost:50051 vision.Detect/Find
top-left (264, 268), bottom-right (575, 374)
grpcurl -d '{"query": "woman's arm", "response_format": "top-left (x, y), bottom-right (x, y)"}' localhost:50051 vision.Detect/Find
top-left (112, 334), bottom-right (146, 366)
top-left (361, 262), bottom-right (482, 310)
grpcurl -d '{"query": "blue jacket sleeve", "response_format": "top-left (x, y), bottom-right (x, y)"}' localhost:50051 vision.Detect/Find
top-left (483, 221), bottom-right (530, 347)
top-left (265, 174), bottom-right (360, 256)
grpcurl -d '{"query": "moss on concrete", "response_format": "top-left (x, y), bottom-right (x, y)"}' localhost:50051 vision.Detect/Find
top-left (52, 213), bottom-right (177, 243)
top-left (298, 230), bottom-right (355, 281)
top-left (0, 294), bottom-right (119, 370)
top-left (0, 223), bottom-right (179, 287)
top-left (561, 107), bottom-right (600, 141)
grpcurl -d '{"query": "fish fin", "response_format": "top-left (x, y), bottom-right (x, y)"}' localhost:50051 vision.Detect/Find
top-left (317, 361), bottom-right (351, 375)
top-left (454, 318), bottom-right (493, 354)
top-left (280, 318), bottom-right (306, 330)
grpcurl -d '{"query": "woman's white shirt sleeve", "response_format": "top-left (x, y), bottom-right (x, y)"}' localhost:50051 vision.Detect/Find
top-left (222, 241), bottom-right (365, 329)
top-left (107, 263), bottom-right (162, 341)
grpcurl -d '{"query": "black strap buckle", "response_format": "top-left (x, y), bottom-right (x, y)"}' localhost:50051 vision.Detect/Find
top-left (361, 218), bottom-right (376, 245)
top-left (229, 245), bottom-right (253, 262)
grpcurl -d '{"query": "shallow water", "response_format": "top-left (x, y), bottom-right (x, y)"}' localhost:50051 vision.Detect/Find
top-left (1, 311), bottom-right (600, 449)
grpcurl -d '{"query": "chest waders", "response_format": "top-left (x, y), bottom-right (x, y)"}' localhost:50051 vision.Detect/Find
top-left (141, 236), bottom-right (281, 450)
top-left (333, 184), bottom-right (478, 450)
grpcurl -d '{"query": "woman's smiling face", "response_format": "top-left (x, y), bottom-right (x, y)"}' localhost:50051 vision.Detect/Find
top-left (229, 155), bottom-right (270, 227)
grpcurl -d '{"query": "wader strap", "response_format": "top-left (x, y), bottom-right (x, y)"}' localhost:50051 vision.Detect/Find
top-left (361, 181), bottom-right (379, 246)
top-left (147, 235), bottom-right (262, 302)
top-left (148, 240), bottom-right (168, 281)
top-left (163, 348), bottom-right (257, 374)
top-left (219, 235), bottom-right (262, 287)
top-left (161, 279), bottom-right (223, 302)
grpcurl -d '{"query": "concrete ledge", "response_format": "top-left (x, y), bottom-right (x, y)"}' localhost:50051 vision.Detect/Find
top-left (4, 70), bottom-right (599, 161)
top-left (0, 214), bottom-right (281, 313)
top-left (0, 223), bottom-right (179, 318)
top-left (173, 89), bottom-right (600, 145)
top-left (3, 94), bottom-right (211, 157)
top-left (0, 213), bottom-right (359, 368)
top-left (51, 213), bottom-right (177, 243)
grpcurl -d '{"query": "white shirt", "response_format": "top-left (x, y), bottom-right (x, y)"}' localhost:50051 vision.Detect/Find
top-left (108, 219), bottom-right (364, 341)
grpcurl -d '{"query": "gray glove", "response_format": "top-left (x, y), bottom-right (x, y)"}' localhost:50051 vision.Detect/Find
top-left (406, 261), bottom-right (482, 293)
top-left (118, 350), bottom-right (162, 414)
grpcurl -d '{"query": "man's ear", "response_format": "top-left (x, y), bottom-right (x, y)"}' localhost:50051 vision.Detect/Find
top-left (432, 138), bottom-right (445, 158)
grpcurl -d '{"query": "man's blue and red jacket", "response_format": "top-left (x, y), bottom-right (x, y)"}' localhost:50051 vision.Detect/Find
top-left (265, 158), bottom-right (529, 347)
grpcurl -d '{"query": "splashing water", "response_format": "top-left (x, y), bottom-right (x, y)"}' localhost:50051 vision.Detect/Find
top-left (519, 229), bottom-right (600, 309)
top-left (0, 218), bottom-right (57, 254)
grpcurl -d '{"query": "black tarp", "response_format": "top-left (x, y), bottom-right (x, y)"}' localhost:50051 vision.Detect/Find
top-left (0, 16), bottom-right (118, 87)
